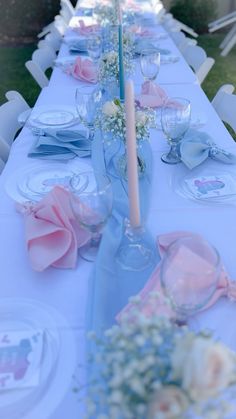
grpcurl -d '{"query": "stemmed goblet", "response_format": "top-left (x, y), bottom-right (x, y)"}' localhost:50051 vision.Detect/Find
top-left (75, 86), bottom-right (102, 141)
top-left (161, 97), bottom-right (191, 164)
top-left (140, 49), bottom-right (160, 82)
top-left (87, 34), bottom-right (102, 64)
top-left (70, 171), bottom-right (113, 262)
top-left (160, 235), bottom-right (221, 325)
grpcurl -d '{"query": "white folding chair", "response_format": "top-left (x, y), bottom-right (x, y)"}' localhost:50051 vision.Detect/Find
top-left (182, 45), bottom-right (215, 84)
top-left (38, 32), bottom-right (62, 52)
top-left (209, 11), bottom-right (236, 33)
top-left (60, 0), bottom-right (75, 23)
top-left (211, 84), bottom-right (236, 133)
top-left (25, 46), bottom-right (56, 89)
top-left (163, 13), bottom-right (198, 38)
top-left (38, 16), bottom-right (67, 39)
top-left (0, 92), bottom-right (30, 166)
top-left (170, 31), bottom-right (197, 53)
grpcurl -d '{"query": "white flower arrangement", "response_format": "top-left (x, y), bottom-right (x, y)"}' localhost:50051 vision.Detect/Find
top-left (98, 98), bottom-right (154, 141)
top-left (84, 298), bottom-right (236, 419)
top-left (99, 51), bottom-right (134, 84)
top-left (93, 4), bottom-right (118, 26)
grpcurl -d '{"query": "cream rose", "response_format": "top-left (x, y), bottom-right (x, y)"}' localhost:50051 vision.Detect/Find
top-left (147, 385), bottom-right (188, 419)
top-left (136, 110), bottom-right (147, 125)
top-left (102, 101), bottom-right (119, 117)
top-left (172, 336), bottom-right (234, 402)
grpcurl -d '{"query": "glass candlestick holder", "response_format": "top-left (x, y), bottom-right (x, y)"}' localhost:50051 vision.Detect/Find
top-left (116, 218), bottom-right (155, 271)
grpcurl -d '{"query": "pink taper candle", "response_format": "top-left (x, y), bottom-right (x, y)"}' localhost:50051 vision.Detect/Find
top-left (117, 0), bottom-right (122, 24)
top-left (125, 80), bottom-right (141, 228)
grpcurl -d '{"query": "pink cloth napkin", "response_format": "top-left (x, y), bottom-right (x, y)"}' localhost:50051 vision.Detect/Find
top-left (67, 56), bottom-right (98, 84)
top-left (136, 81), bottom-right (182, 109)
top-left (74, 20), bottom-right (100, 36)
top-left (19, 186), bottom-right (90, 272)
top-left (117, 231), bottom-right (236, 322)
top-left (130, 25), bottom-right (154, 37)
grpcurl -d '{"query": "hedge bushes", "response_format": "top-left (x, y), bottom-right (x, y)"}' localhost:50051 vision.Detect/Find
top-left (170, 0), bottom-right (217, 34)
top-left (0, 0), bottom-right (61, 43)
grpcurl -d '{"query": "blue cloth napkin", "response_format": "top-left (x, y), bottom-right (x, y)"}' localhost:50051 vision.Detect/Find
top-left (68, 39), bottom-right (88, 54)
top-left (134, 39), bottom-right (170, 56)
top-left (28, 129), bottom-right (91, 160)
top-left (180, 129), bottom-right (236, 170)
top-left (86, 132), bottom-right (159, 336)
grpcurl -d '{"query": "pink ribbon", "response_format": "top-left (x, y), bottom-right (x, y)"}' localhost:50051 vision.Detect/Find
top-left (117, 231), bottom-right (236, 322)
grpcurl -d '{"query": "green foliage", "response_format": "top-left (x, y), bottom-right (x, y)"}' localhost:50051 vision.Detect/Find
top-left (0, 0), bottom-right (60, 42)
top-left (170, 0), bottom-right (217, 34)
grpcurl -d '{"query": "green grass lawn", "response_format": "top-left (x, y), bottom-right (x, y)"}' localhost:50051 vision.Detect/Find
top-left (0, 45), bottom-right (40, 107)
top-left (198, 33), bottom-right (236, 100)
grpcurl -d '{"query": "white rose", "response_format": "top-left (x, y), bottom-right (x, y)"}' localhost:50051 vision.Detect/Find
top-left (136, 110), bottom-right (147, 125)
top-left (172, 336), bottom-right (234, 402)
top-left (102, 101), bottom-right (119, 117)
top-left (147, 385), bottom-right (188, 419)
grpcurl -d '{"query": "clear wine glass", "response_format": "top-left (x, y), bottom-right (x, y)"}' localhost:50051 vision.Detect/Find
top-left (160, 236), bottom-right (221, 325)
top-left (87, 34), bottom-right (102, 63)
top-left (70, 171), bottom-right (113, 262)
top-left (161, 97), bottom-right (191, 164)
top-left (140, 49), bottom-right (160, 82)
top-left (75, 86), bottom-right (101, 140)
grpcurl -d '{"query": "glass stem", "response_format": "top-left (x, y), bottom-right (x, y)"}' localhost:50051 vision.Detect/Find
top-left (90, 232), bottom-right (101, 248)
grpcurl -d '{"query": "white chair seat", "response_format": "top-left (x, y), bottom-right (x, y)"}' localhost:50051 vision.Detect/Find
top-left (212, 84), bottom-right (236, 133)
top-left (182, 45), bottom-right (215, 84)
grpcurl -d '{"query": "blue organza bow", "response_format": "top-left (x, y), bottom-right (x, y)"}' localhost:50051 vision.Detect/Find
top-left (180, 130), bottom-right (236, 169)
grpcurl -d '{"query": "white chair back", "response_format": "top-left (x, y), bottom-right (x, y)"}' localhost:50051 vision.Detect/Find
top-left (25, 47), bottom-right (56, 89)
top-left (38, 32), bottom-right (62, 52)
top-left (212, 84), bottom-right (236, 132)
top-left (182, 45), bottom-right (215, 84)
top-left (0, 93), bottom-right (29, 147)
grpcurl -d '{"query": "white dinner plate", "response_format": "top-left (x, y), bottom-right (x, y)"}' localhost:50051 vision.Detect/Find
top-left (5, 161), bottom-right (91, 204)
top-left (170, 164), bottom-right (236, 205)
top-left (27, 106), bottom-right (79, 129)
top-left (0, 298), bottom-right (77, 419)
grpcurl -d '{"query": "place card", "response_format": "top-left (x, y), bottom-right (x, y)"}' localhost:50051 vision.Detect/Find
top-left (185, 174), bottom-right (236, 199)
top-left (0, 330), bottom-right (44, 391)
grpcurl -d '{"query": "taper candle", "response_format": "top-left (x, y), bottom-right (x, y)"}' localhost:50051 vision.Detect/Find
top-left (125, 80), bottom-right (141, 228)
top-left (118, 3), bottom-right (125, 101)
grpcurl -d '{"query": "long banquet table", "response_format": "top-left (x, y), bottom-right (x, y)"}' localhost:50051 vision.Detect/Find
top-left (1, 5), bottom-right (236, 419)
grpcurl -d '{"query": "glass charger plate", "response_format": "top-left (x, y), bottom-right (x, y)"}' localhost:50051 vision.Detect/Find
top-left (0, 298), bottom-right (76, 419)
top-left (5, 161), bottom-right (91, 204)
top-left (170, 163), bottom-right (236, 205)
top-left (28, 106), bottom-right (79, 129)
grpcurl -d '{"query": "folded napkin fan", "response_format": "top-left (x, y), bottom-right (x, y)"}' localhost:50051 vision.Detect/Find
top-left (74, 20), bottom-right (100, 36)
top-left (28, 129), bottom-right (91, 160)
top-left (136, 81), bottom-right (180, 109)
top-left (67, 56), bottom-right (98, 84)
top-left (117, 231), bottom-right (236, 322)
top-left (180, 130), bottom-right (236, 169)
top-left (19, 186), bottom-right (90, 272)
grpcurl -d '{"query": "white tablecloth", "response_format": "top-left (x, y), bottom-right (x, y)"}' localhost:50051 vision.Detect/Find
top-left (1, 12), bottom-right (236, 419)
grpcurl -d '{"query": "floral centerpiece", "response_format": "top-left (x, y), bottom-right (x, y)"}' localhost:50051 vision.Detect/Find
top-left (85, 301), bottom-right (236, 419)
top-left (98, 98), bottom-right (154, 142)
top-left (99, 51), bottom-right (134, 85)
top-left (93, 4), bottom-right (118, 26)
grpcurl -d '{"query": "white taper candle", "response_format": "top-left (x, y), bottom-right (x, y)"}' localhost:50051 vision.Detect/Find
top-left (125, 80), bottom-right (141, 228)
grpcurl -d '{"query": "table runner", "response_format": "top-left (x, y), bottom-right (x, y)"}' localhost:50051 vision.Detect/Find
top-left (87, 131), bottom-right (159, 334)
